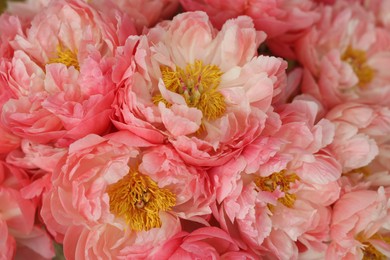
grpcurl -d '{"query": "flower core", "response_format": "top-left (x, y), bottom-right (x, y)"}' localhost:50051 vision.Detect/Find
top-left (341, 46), bottom-right (374, 86)
top-left (361, 234), bottom-right (390, 260)
top-left (107, 171), bottom-right (176, 231)
top-left (362, 242), bottom-right (385, 260)
top-left (154, 60), bottom-right (226, 120)
top-left (48, 46), bottom-right (80, 70)
top-left (254, 170), bottom-right (299, 208)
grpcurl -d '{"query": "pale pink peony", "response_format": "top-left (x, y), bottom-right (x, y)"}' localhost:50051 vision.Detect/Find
top-left (112, 11), bottom-right (287, 166)
top-left (41, 131), bottom-right (215, 258)
top-left (327, 187), bottom-right (390, 259)
top-left (210, 98), bottom-right (341, 258)
top-left (0, 160), bottom-right (54, 259)
top-left (0, 0), bottom-right (137, 147)
top-left (326, 102), bottom-right (390, 174)
top-left (325, 103), bottom-right (390, 195)
top-left (296, 1), bottom-right (390, 110)
top-left (180, 0), bottom-right (320, 59)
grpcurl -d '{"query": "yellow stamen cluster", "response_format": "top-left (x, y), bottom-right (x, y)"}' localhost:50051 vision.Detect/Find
top-left (107, 171), bottom-right (176, 231)
top-left (345, 166), bottom-right (371, 177)
top-left (357, 233), bottom-right (390, 260)
top-left (153, 60), bottom-right (226, 120)
top-left (362, 242), bottom-right (386, 260)
top-left (48, 46), bottom-right (80, 70)
top-left (0, 0), bottom-right (6, 14)
top-left (254, 170), bottom-right (299, 208)
top-left (341, 46), bottom-right (375, 86)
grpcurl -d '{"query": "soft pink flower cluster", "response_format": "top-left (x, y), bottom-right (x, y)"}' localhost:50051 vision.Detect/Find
top-left (0, 0), bottom-right (389, 259)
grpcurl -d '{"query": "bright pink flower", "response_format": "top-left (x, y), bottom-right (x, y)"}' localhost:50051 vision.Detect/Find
top-left (113, 11), bottom-right (287, 166)
top-left (296, 1), bottom-right (390, 110)
top-left (0, 160), bottom-right (54, 259)
top-left (327, 187), bottom-right (390, 259)
top-left (41, 131), bottom-right (215, 258)
top-left (180, 0), bottom-right (320, 59)
top-left (0, 0), bottom-right (137, 147)
top-left (210, 99), bottom-right (341, 258)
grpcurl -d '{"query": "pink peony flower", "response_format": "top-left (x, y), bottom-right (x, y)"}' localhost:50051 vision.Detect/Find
top-left (0, 160), bottom-right (54, 259)
top-left (41, 131), bottom-right (215, 258)
top-left (325, 103), bottom-right (390, 193)
top-left (0, 0), bottom-right (137, 147)
top-left (112, 11), bottom-right (287, 166)
top-left (210, 98), bottom-right (341, 258)
top-left (327, 187), bottom-right (390, 259)
top-left (180, 0), bottom-right (320, 59)
top-left (296, 1), bottom-right (390, 110)
top-left (326, 103), bottom-right (390, 174)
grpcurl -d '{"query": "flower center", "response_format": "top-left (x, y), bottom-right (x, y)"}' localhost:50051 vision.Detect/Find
top-left (154, 60), bottom-right (226, 120)
top-left (253, 170), bottom-right (299, 208)
top-left (341, 46), bottom-right (374, 86)
top-left (362, 242), bottom-right (385, 260)
top-left (361, 234), bottom-right (390, 260)
top-left (107, 171), bottom-right (176, 231)
top-left (346, 166), bottom-right (371, 177)
top-left (48, 46), bottom-right (80, 70)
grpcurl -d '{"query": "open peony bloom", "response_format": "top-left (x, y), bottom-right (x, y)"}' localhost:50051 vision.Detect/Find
top-left (210, 98), bottom-right (341, 259)
top-left (41, 132), bottom-right (215, 258)
top-left (0, 0), bottom-right (137, 148)
top-left (325, 102), bottom-right (390, 192)
top-left (296, 1), bottom-right (390, 111)
top-left (112, 11), bottom-right (287, 166)
top-left (327, 187), bottom-right (390, 259)
top-left (326, 102), bottom-right (390, 174)
top-left (0, 160), bottom-right (54, 259)
top-left (326, 103), bottom-right (380, 173)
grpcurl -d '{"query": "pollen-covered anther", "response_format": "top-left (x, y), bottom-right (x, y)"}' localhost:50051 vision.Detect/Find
top-left (48, 45), bottom-right (80, 70)
top-left (107, 171), bottom-right (176, 231)
top-left (153, 60), bottom-right (226, 120)
top-left (358, 233), bottom-right (390, 260)
top-left (342, 46), bottom-right (375, 86)
top-left (254, 170), bottom-right (300, 208)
